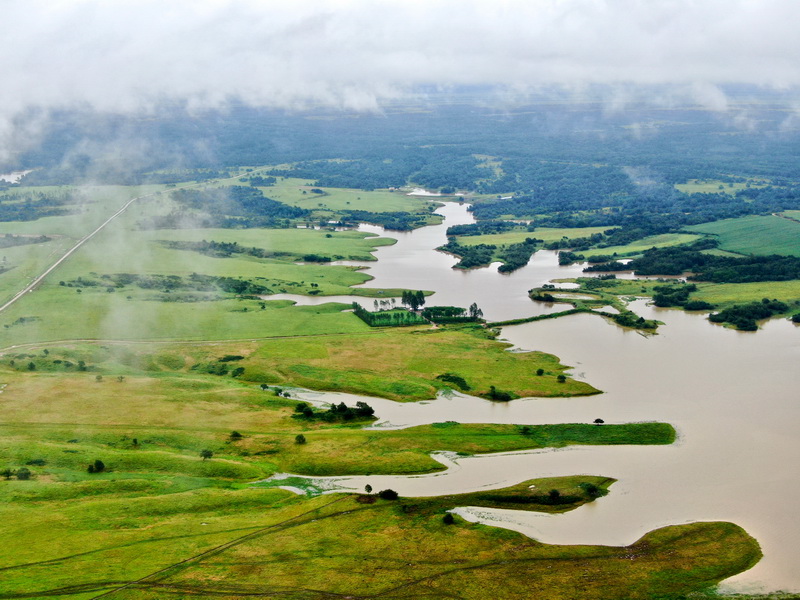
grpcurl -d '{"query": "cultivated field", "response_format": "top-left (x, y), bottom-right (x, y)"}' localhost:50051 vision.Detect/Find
top-left (687, 215), bottom-right (800, 257)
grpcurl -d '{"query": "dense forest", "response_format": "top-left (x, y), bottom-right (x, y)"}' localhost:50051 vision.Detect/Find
top-left (586, 245), bottom-right (800, 282)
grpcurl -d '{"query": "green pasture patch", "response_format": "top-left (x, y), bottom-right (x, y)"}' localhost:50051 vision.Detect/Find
top-left (275, 422), bottom-right (675, 476)
top-left (0, 287), bottom-right (372, 345)
top-left (691, 281), bottom-right (800, 308)
top-left (687, 215), bottom-right (800, 257)
top-left (262, 177), bottom-right (437, 213)
top-left (151, 226), bottom-right (396, 261)
top-left (245, 327), bottom-right (600, 400)
top-left (588, 233), bottom-right (702, 257)
top-left (23, 496), bottom-right (756, 600)
top-left (456, 226), bottom-right (611, 247)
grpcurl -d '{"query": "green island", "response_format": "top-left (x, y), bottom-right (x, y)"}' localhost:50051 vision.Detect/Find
top-left (3, 97), bottom-right (800, 598)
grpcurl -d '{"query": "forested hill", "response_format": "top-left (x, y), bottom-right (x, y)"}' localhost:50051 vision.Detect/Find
top-left (14, 99), bottom-right (800, 193)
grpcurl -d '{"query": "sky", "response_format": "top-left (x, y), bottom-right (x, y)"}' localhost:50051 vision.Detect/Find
top-left (1, 0), bottom-right (799, 162)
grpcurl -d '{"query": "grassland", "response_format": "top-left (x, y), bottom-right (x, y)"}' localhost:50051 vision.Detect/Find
top-left (690, 280), bottom-right (800, 308)
top-left (585, 233), bottom-right (702, 257)
top-left (546, 277), bottom-right (800, 325)
top-left (0, 360), bottom-right (751, 600)
top-left (3, 326), bottom-right (599, 400)
top-left (686, 215), bottom-right (800, 257)
top-left (259, 176), bottom-right (437, 213)
top-left (456, 226), bottom-right (612, 246)
top-left (0, 487), bottom-right (759, 600)
top-left (0, 177), bottom-right (766, 598)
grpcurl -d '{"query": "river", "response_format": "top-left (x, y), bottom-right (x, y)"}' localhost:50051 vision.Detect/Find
top-left (279, 201), bottom-right (800, 593)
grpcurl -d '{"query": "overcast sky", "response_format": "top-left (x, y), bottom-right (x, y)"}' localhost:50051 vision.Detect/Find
top-left (1, 0), bottom-right (799, 160)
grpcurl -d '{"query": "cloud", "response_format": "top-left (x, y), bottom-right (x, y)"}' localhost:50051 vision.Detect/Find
top-left (1, 0), bottom-right (799, 162)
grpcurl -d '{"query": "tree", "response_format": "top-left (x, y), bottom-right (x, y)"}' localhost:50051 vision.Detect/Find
top-left (468, 302), bottom-right (483, 320)
top-left (548, 489), bottom-right (561, 501)
top-left (87, 459), bottom-right (105, 473)
top-left (378, 489), bottom-right (399, 500)
top-left (200, 449), bottom-right (213, 460)
top-left (364, 484), bottom-right (372, 494)
top-left (15, 467), bottom-right (31, 480)
top-left (230, 431), bottom-right (243, 440)
top-left (593, 418), bottom-right (605, 425)
top-left (557, 374), bottom-right (566, 383)
top-left (443, 513), bottom-right (455, 525)
top-left (536, 368), bottom-right (544, 376)
top-left (27, 362), bottom-right (35, 371)
top-left (295, 434), bottom-right (307, 444)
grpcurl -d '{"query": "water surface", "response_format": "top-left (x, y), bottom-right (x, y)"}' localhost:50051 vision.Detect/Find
top-left (281, 202), bottom-right (800, 592)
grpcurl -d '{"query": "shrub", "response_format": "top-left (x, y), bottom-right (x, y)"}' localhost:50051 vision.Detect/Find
top-left (87, 459), bottom-right (105, 473)
top-left (378, 489), bottom-right (399, 500)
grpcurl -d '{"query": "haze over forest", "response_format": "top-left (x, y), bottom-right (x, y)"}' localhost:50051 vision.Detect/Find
top-left (1, 2), bottom-right (799, 600)
top-left (3, 0), bottom-right (800, 168)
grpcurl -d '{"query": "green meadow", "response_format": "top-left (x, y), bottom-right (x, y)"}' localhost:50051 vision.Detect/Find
top-left (686, 215), bottom-right (800, 257)
top-left (260, 176), bottom-right (437, 213)
top-left (0, 176), bottom-right (768, 599)
top-left (456, 226), bottom-right (612, 246)
top-left (0, 359), bottom-right (751, 600)
top-left (586, 232), bottom-right (702, 257)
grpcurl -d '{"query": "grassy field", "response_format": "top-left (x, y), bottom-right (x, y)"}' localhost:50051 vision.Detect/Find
top-left (554, 277), bottom-right (800, 319)
top-left (2, 325), bottom-right (600, 400)
top-left (456, 226), bottom-right (612, 247)
top-left (0, 183), bottom-right (415, 344)
top-left (259, 176), bottom-right (437, 213)
top-left (586, 233), bottom-right (702, 257)
top-left (686, 215), bottom-right (800, 257)
top-left (0, 487), bottom-right (759, 599)
top-left (0, 177), bottom-right (766, 598)
top-left (0, 360), bottom-right (753, 600)
top-left (691, 280), bottom-right (800, 308)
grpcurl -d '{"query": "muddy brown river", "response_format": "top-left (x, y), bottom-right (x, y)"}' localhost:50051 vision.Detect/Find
top-left (278, 202), bottom-right (800, 593)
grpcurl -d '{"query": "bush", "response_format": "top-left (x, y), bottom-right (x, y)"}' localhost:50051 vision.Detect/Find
top-left (87, 459), bottom-right (105, 473)
top-left (378, 489), bottom-right (399, 500)
top-left (295, 434), bottom-right (307, 445)
top-left (442, 513), bottom-right (455, 525)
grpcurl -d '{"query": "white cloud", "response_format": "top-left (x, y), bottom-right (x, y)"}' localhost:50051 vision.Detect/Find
top-left (1, 0), bottom-right (799, 161)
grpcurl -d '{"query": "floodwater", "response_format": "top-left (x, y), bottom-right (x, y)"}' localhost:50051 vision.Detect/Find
top-left (277, 202), bottom-right (800, 593)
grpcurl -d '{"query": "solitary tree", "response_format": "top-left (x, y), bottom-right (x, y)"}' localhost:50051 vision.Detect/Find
top-left (295, 434), bottom-right (307, 444)
top-left (200, 449), bottom-right (213, 460)
top-left (468, 302), bottom-right (483, 320)
top-left (443, 513), bottom-right (455, 525)
top-left (557, 374), bottom-right (566, 383)
top-left (87, 459), bottom-right (105, 473)
top-left (364, 484), bottom-right (373, 494)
